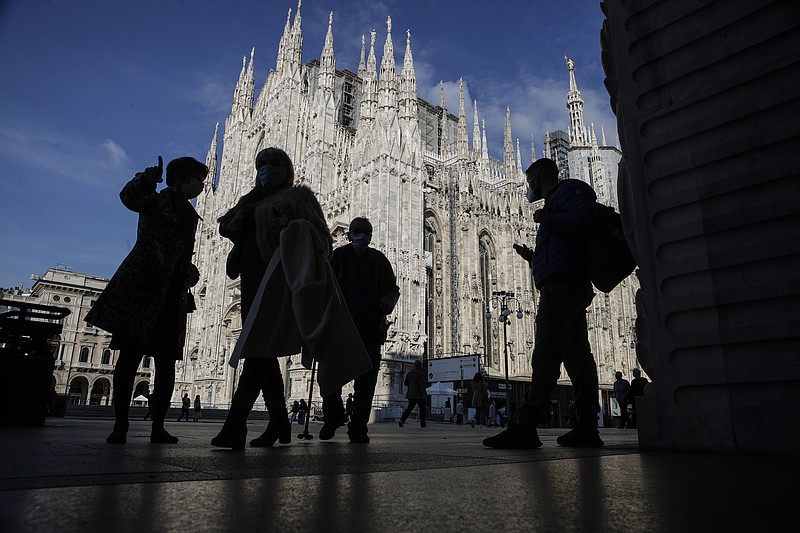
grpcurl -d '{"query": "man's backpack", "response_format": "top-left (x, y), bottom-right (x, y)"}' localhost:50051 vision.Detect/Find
top-left (587, 203), bottom-right (637, 293)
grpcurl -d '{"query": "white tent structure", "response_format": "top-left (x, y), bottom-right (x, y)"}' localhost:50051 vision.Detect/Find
top-left (426, 382), bottom-right (457, 396)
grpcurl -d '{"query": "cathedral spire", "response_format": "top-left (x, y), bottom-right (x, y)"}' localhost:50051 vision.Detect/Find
top-left (205, 123), bottom-right (219, 193)
top-left (378, 16), bottom-right (398, 112)
top-left (399, 28), bottom-right (418, 121)
top-left (516, 138), bottom-right (522, 175)
top-left (472, 99), bottom-right (481, 154)
top-left (358, 34), bottom-right (366, 79)
top-left (481, 118), bottom-right (488, 160)
top-left (359, 29), bottom-right (378, 124)
top-left (456, 78), bottom-right (469, 159)
top-left (231, 50), bottom-right (254, 115)
top-left (319, 11), bottom-right (335, 91)
top-left (196, 123), bottom-right (219, 218)
top-left (530, 134), bottom-right (536, 164)
top-left (503, 106), bottom-right (515, 179)
top-left (565, 55), bottom-right (588, 146)
top-left (287, 0), bottom-right (303, 71)
top-left (276, 8), bottom-right (291, 72)
top-left (439, 81), bottom-right (450, 156)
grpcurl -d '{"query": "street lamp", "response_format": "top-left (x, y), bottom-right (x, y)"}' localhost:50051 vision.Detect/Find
top-left (485, 290), bottom-right (524, 423)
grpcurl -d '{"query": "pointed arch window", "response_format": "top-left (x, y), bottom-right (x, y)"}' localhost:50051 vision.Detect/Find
top-left (479, 233), bottom-right (497, 367)
top-left (424, 212), bottom-right (440, 357)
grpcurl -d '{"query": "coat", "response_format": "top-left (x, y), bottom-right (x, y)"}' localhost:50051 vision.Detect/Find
top-left (531, 179), bottom-right (598, 288)
top-left (329, 244), bottom-right (400, 348)
top-left (229, 219), bottom-right (372, 397)
top-left (85, 173), bottom-right (199, 359)
top-left (471, 379), bottom-right (489, 408)
top-left (404, 367), bottom-right (427, 400)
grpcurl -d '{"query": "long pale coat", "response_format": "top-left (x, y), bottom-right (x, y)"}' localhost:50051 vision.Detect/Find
top-left (231, 219), bottom-right (372, 397)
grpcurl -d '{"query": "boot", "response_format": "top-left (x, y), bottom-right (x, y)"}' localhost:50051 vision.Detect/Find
top-left (106, 420), bottom-right (128, 444)
top-left (212, 377), bottom-right (260, 449)
top-left (251, 396), bottom-right (291, 446)
top-left (150, 392), bottom-right (178, 444)
top-left (250, 416), bottom-right (292, 447)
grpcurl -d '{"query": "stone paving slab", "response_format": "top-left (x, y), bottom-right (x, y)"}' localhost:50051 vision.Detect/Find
top-left (0, 418), bottom-right (796, 532)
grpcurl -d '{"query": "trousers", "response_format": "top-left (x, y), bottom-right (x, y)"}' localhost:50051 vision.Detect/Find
top-left (518, 281), bottom-right (599, 429)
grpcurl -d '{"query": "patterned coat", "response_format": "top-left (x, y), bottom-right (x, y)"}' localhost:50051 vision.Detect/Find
top-left (85, 172), bottom-right (200, 359)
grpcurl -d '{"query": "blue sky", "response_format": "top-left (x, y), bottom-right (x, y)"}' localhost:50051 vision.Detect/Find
top-left (0, 0), bottom-right (615, 289)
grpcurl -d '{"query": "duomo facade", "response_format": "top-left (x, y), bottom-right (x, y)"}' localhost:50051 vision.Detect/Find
top-left (179, 2), bottom-right (639, 410)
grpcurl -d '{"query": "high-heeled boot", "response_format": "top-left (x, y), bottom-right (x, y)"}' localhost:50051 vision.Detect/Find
top-left (212, 366), bottom-right (262, 449)
top-left (250, 404), bottom-right (291, 447)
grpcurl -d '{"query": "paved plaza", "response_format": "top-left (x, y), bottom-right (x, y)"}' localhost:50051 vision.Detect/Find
top-left (1, 416), bottom-right (796, 532)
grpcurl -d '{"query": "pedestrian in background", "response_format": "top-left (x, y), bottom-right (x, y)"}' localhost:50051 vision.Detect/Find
top-left (613, 371), bottom-right (631, 429)
top-left (85, 155), bottom-right (207, 445)
top-left (399, 359), bottom-right (427, 428)
top-left (177, 393), bottom-right (191, 421)
top-left (471, 372), bottom-right (489, 428)
top-left (345, 393), bottom-right (354, 424)
top-left (628, 368), bottom-right (649, 429)
top-left (193, 394), bottom-right (202, 422)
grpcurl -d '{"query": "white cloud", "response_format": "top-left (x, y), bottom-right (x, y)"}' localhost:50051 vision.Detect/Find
top-left (102, 139), bottom-right (130, 166)
top-left (0, 120), bottom-right (134, 192)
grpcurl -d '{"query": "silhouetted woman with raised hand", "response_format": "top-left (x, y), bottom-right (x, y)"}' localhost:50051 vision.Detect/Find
top-left (86, 156), bottom-right (207, 444)
top-left (211, 147), bottom-right (331, 449)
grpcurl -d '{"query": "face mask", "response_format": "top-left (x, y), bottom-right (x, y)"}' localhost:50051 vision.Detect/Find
top-left (179, 176), bottom-right (204, 200)
top-left (349, 232), bottom-right (371, 251)
top-left (526, 185), bottom-right (537, 203)
top-left (256, 165), bottom-right (287, 188)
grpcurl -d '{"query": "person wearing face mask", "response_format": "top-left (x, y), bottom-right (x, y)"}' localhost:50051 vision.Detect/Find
top-left (484, 157), bottom-right (603, 449)
top-left (86, 155), bottom-right (207, 444)
top-left (212, 147), bottom-right (336, 449)
top-left (319, 217), bottom-right (400, 443)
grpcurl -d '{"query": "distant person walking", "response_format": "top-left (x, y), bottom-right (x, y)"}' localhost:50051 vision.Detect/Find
top-left (613, 371), bottom-right (631, 429)
top-left (471, 372), bottom-right (489, 428)
top-left (345, 393), bottom-right (355, 424)
top-left (298, 398), bottom-right (308, 426)
top-left (628, 368), bottom-right (649, 429)
top-left (291, 400), bottom-right (300, 423)
top-left (399, 360), bottom-right (427, 428)
top-left (177, 393), bottom-right (191, 421)
top-left (85, 155), bottom-right (207, 445)
top-left (193, 394), bottom-right (202, 422)
top-left (456, 400), bottom-right (464, 425)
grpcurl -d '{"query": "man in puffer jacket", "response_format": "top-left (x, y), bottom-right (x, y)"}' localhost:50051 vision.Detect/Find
top-left (484, 157), bottom-right (604, 449)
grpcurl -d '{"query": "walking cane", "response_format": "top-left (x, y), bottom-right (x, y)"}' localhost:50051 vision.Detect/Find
top-left (297, 358), bottom-right (317, 440)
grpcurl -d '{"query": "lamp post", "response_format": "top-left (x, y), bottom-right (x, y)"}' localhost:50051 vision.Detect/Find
top-left (485, 290), bottom-right (524, 423)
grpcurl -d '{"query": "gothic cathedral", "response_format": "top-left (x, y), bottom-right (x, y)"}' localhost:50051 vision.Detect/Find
top-left (179, 3), bottom-right (638, 409)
